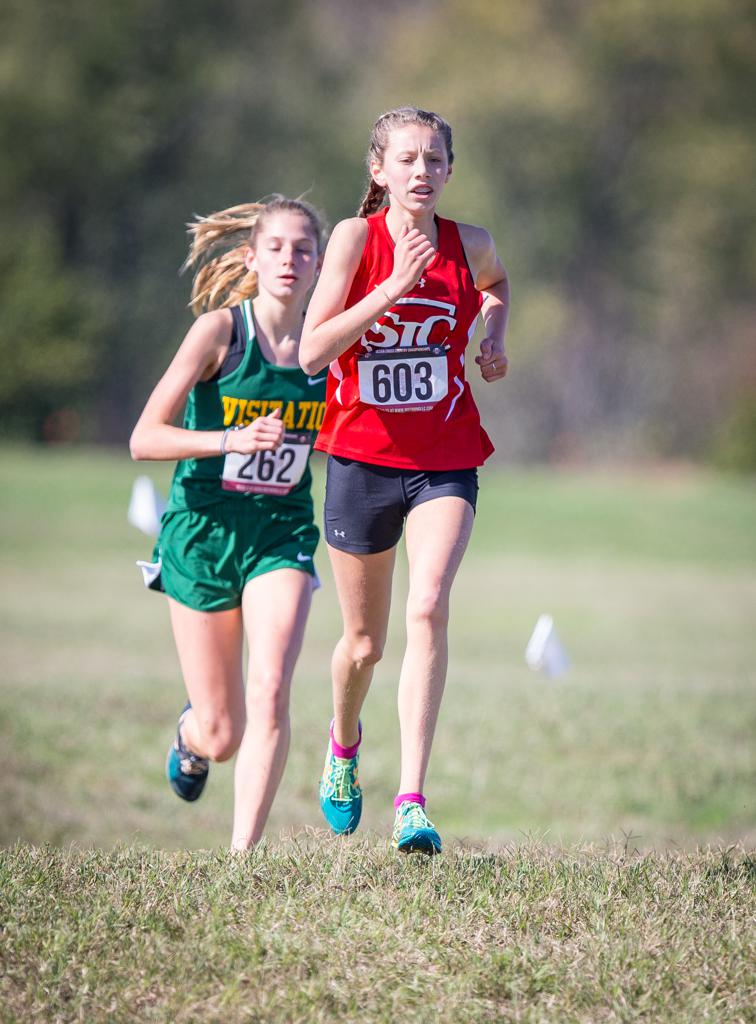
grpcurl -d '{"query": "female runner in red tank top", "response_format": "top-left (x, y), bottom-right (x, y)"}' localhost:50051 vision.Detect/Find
top-left (300, 106), bottom-right (509, 854)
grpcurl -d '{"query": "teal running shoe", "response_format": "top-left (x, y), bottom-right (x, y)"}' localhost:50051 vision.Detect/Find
top-left (166, 703), bottom-right (209, 802)
top-left (319, 741), bottom-right (362, 835)
top-left (392, 801), bottom-right (442, 855)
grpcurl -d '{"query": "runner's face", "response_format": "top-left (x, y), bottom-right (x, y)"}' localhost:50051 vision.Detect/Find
top-left (247, 212), bottom-right (320, 301)
top-left (372, 125), bottom-right (451, 214)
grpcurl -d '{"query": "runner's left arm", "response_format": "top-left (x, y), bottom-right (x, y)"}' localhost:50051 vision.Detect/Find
top-left (459, 223), bottom-right (510, 383)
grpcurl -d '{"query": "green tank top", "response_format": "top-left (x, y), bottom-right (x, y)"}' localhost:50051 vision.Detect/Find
top-left (166, 299), bottom-right (327, 517)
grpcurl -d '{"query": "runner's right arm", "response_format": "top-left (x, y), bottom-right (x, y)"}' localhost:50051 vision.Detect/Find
top-left (299, 219), bottom-right (435, 375)
top-left (129, 309), bottom-right (283, 461)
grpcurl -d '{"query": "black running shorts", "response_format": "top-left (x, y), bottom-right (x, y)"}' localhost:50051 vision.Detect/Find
top-left (324, 456), bottom-right (478, 554)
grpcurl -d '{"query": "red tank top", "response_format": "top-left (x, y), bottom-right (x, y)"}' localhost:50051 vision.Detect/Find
top-left (314, 208), bottom-right (494, 470)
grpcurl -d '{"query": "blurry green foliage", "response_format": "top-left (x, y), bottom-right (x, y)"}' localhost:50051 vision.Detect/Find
top-left (0, 0), bottom-right (753, 464)
top-left (713, 393), bottom-right (756, 472)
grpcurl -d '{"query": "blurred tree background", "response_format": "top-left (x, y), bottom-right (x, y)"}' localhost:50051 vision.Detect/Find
top-left (1, 0), bottom-right (754, 466)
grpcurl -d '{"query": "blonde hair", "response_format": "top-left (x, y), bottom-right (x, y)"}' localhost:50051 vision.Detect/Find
top-left (182, 196), bottom-right (325, 316)
top-left (357, 107), bottom-right (454, 218)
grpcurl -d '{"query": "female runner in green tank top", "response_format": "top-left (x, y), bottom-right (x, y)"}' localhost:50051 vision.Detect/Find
top-left (130, 197), bottom-right (327, 850)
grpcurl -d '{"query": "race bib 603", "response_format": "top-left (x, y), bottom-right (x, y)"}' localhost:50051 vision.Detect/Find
top-left (357, 345), bottom-right (448, 413)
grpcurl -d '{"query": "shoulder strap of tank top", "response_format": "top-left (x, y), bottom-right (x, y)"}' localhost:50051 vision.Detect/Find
top-left (205, 304), bottom-right (248, 382)
top-left (368, 207), bottom-right (391, 244)
top-left (439, 215), bottom-right (476, 280)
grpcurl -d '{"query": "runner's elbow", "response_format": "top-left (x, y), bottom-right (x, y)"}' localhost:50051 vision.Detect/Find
top-left (298, 354), bottom-right (317, 375)
top-left (298, 342), bottom-right (325, 376)
top-left (129, 424), bottom-right (150, 461)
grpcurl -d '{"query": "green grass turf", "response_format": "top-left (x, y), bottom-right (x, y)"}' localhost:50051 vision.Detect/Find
top-left (1, 842), bottom-right (754, 1023)
top-left (0, 446), bottom-right (754, 851)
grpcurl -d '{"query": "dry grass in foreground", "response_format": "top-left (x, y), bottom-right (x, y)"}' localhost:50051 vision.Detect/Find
top-left (1, 839), bottom-right (754, 1023)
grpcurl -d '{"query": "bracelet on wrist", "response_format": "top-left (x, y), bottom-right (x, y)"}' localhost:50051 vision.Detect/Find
top-left (220, 426), bottom-right (239, 455)
top-left (380, 284), bottom-right (396, 307)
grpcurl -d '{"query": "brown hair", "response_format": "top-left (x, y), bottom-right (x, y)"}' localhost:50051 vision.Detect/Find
top-left (357, 107), bottom-right (454, 218)
top-left (182, 196), bottom-right (326, 316)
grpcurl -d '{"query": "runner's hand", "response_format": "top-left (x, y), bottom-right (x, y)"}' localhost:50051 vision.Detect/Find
top-left (383, 225), bottom-right (435, 300)
top-left (228, 408), bottom-right (284, 453)
top-left (475, 336), bottom-right (508, 382)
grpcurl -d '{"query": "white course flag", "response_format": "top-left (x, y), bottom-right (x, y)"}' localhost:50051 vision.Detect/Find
top-left (525, 614), bottom-right (570, 678)
top-left (127, 475), bottom-right (166, 537)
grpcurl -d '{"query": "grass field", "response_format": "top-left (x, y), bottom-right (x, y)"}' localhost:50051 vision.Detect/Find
top-left (1, 446), bottom-right (754, 851)
top-left (2, 842), bottom-right (754, 1023)
top-left (1, 446), bottom-right (754, 1021)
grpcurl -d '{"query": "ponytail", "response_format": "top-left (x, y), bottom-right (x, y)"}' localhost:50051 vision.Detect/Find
top-left (357, 180), bottom-right (388, 218)
top-left (182, 203), bottom-right (263, 317)
top-left (182, 197), bottom-right (325, 317)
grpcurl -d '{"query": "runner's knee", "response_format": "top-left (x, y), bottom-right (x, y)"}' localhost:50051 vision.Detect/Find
top-left (407, 587), bottom-right (450, 631)
top-left (247, 673), bottom-right (291, 728)
top-left (200, 714), bottom-right (244, 762)
top-left (342, 633), bottom-right (384, 671)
